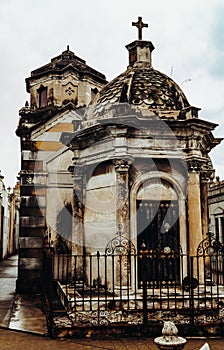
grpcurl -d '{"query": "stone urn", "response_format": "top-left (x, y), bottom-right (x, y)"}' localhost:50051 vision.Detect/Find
top-left (154, 321), bottom-right (187, 350)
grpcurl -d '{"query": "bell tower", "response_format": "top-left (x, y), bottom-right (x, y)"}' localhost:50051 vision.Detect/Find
top-left (26, 45), bottom-right (106, 112)
top-left (16, 47), bottom-right (107, 293)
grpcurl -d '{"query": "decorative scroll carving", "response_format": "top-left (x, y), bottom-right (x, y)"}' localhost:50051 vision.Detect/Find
top-left (105, 229), bottom-right (136, 255)
top-left (23, 175), bottom-right (33, 185)
top-left (113, 159), bottom-right (130, 172)
top-left (197, 231), bottom-right (223, 257)
top-left (187, 159), bottom-right (202, 172)
top-left (65, 86), bottom-right (74, 96)
top-left (187, 158), bottom-right (215, 181)
top-left (22, 174), bottom-right (46, 185)
top-left (67, 302), bottom-right (224, 328)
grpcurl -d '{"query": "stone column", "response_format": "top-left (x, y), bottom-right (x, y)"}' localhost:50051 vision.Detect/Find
top-left (187, 162), bottom-right (204, 281)
top-left (113, 159), bottom-right (130, 237)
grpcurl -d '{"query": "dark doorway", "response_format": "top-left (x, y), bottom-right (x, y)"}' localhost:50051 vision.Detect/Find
top-left (137, 200), bottom-right (180, 285)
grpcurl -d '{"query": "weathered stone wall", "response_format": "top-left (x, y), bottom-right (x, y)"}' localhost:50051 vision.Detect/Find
top-left (29, 73), bottom-right (102, 110)
top-left (84, 170), bottom-right (116, 252)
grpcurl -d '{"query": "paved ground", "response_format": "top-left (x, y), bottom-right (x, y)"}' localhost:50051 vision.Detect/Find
top-left (0, 255), bottom-right (47, 334)
top-left (0, 255), bottom-right (224, 349)
top-left (0, 329), bottom-right (223, 349)
top-left (0, 255), bottom-right (17, 327)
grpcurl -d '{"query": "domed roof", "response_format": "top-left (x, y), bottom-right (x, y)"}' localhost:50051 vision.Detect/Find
top-left (85, 66), bottom-right (190, 120)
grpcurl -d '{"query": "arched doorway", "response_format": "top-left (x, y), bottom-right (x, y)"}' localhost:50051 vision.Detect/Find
top-left (130, 172), bottom-right (187, 287)
top-left (137, 199), bottom-right (180, 285)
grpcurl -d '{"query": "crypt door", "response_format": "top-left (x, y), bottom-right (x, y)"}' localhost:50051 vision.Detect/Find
top-left (137, 199), bottom-right (180, 285)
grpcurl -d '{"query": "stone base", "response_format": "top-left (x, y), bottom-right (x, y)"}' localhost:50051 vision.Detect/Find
top-left (154, 336), bottom-right (187, 349)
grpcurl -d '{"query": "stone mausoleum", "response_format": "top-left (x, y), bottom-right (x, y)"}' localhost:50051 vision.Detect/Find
top-left (16, 18), bottom-right (222, 300)
top-left (209, 178), bottom-right (224, 243)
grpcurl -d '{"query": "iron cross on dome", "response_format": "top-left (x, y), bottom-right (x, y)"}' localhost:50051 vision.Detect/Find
top-left (132, 16), bottom-right (148, 40)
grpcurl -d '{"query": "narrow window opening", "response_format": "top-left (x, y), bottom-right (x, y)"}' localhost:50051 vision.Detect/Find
top-left (91, 87), bottom-right (98, 100)
top-left (221, 217), bottom-right (224, 243)
top-left (38, 86), bottom-right (47, 108)
top-left (215, 217), bottom-right (219, 241)
top-left (120, 83), bottom-right (128, 103)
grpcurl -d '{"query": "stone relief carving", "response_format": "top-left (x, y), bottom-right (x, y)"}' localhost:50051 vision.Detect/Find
top-left (113, 159), bottom-right (130, 235)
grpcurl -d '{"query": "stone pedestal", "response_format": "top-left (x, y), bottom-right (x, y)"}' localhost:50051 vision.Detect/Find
top-left (154, 321), bottom-right (187, 350)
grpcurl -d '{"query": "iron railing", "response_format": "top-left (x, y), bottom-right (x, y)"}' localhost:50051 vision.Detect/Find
top-left (43, 231), bottom-right (224, 334)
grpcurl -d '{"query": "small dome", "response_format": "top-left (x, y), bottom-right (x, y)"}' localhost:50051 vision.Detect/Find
top-left (85, 67), bottom-right (190, 120)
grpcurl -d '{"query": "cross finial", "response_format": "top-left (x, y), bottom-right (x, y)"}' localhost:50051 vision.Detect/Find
top-left (132, 16), bottom-right (148, 40)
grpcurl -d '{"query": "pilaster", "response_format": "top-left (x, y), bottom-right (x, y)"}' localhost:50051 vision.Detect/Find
top-left (187, 160), bottom-right (203, 257)
top-left (113, 159), bottom-right (130, 238)
top-left (69, 164), bottom-right (84, 256)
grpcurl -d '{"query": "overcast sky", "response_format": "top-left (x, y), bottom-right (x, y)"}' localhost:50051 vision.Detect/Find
top-left (0, 0), bottom-right (223, 187)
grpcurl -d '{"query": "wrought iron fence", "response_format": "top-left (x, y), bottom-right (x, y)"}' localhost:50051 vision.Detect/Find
top-left (44, 231), bottom-right (224, 334)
